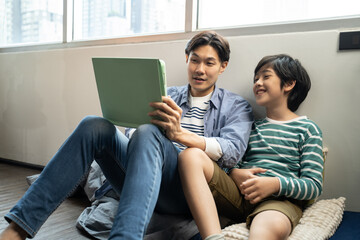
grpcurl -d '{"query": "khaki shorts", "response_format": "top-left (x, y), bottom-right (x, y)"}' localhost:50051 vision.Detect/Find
top-left (208, 162), bottom-right (303, 229)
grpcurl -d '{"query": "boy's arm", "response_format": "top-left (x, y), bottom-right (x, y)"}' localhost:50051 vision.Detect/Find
top-left (233, 123), bottom-right (324, 203)
top-left (230, 168), bottom-right (267, 188)
top-left (229, 167), bottom-right (279, 204)
top-left (240, 177), bottom-right (280, 204)
top-left (276, 133), bottom-right (324, 200)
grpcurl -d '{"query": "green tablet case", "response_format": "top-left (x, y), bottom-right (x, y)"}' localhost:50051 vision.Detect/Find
top-left (92, 57), bottom-right (167, 128)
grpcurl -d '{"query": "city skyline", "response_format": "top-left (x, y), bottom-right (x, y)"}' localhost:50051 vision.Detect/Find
top-left (1, 0), bottom-right (185, 46)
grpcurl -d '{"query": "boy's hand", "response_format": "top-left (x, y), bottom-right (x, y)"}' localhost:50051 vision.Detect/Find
top-left (148, 96), bottom-right (183, 141)
top-left (230, 168), bottom-right (267, 189)
top-left (240, 177), bottom-right (280, 204)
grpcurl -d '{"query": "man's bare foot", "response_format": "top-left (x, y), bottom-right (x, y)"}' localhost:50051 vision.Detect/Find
top-left (0, 222), bottom-right (27, 240)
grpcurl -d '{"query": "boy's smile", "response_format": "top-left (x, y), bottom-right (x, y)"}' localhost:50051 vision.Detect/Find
top-left (253, 65), bottom-right (298, 121)
top-left (253, 67), bottom-right (287, 109)
top-left (254, 87), bottom-right (266, 96)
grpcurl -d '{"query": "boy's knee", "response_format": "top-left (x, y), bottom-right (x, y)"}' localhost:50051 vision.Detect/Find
top-left (178, 148), bottom-right (204, 165)
top-left (250, 211), bottom-right (291, 240)
top-left (178, 149), bottom-right (194, 169)
top-left (178, 148), bottom-right (212, 178)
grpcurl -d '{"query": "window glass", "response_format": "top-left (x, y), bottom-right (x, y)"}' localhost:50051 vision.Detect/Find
top-left (73, 0), bottom-right (185, 40)
top-left (198, 0), bottom-right (360, 29)
top-left (0, 0), bottom-right (63, 47)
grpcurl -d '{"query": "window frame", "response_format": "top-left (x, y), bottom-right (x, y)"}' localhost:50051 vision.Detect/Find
top-left (0, 0), bottom-right (359, 53)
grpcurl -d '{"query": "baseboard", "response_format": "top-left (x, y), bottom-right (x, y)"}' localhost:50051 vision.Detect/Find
top-left (0, 157), bottom-right (44, 170)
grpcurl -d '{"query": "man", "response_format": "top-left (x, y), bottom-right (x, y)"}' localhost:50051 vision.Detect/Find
top-left (0, 31), bottom-right (253, 240)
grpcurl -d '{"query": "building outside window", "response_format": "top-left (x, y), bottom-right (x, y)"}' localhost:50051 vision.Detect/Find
top-left (74, 0), bottom-right (185, 40)
top-left (0, 0), bottom-right (62, 46)
top-left (0, 0), bottom-right (185, 47)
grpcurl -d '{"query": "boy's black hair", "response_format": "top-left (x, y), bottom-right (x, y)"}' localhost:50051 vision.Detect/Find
top-left (185, 31), bottom-right (230, 63)
top-left (254, 54), bottom-right (311, 112)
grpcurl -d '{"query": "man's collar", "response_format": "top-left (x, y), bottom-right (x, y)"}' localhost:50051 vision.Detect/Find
top-left (182, 84), bottom-right (220, 109)
top-left (178, 85), bottom-right (190, 107)
top-left (209, 86), bottom-right (220, 109)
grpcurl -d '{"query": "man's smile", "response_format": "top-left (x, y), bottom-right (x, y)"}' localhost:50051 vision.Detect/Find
top-left (193, 76), bottom-right (206, 81)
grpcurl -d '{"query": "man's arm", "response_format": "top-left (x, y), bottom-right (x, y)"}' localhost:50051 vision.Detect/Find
top-left (209, 94), bottom-right (253, 168)
top-left (148, 92), bottom-right (254, 169)
top-left (148, 96), bottom-right (206, 150)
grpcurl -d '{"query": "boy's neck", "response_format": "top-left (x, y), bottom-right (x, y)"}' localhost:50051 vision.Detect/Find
top-left (266, 106), bottom-right (298, 121)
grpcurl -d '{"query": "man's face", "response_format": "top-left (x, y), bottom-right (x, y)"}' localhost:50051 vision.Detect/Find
top-left (186, 45), bottom-right (228, 97)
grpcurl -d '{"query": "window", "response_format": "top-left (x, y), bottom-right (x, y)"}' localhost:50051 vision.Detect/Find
top-left (73, 0), bottom-right (185, 41)
top-left (198, 0), bottom-right (360, 29)
top-left (0, 0), bottom-right (63, 47)
top-left (0, 0), bottom-right (359, 49)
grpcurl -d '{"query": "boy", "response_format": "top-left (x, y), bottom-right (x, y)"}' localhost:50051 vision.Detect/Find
top-left (0, 31), bottom-right (253, 240)
top-left (178, 54), bottom-right (323, 240)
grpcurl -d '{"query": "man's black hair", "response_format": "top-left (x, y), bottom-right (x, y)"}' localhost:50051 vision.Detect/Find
top-left (185, 31), bottom-right (230, 63)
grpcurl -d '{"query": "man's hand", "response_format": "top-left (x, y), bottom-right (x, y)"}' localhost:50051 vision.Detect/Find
top-left (230, 168), bottom-right (267, 189)
top-left (148, 96), bottom-right (206, 150)
top-left (240, 177), bottom-right (280, 204)
top-left (148, 96), bottom-right (183, 141)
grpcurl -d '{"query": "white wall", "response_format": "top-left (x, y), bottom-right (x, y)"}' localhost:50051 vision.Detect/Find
top-left (0, 29), bottom-right (360, 211)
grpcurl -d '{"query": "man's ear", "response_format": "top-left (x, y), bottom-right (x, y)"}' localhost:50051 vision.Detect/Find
top-left (219, 61), bottom-right (228, 74)
top-left (284, 80), bottom-right (296, 93)
top-left (185, 54), bottom-right (189, 63)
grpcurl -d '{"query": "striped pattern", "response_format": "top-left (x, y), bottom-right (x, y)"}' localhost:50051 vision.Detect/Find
top-left (173, 95), bottom-right (210, 150)
top-left (239, 116), bottom-right (323, 200)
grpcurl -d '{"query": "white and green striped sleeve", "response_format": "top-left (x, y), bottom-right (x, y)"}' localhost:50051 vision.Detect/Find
top-left (277, 124), bottom-right (324, 200)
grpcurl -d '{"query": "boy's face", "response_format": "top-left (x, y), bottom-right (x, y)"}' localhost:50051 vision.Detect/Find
top-left (186, 45), bottom-right (227, 97)
top-left (253, 66), bottom-right (290, 109)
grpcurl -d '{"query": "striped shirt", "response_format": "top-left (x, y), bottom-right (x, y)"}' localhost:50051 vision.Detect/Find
top-left (173, 93), bottom-right (211, 150)
top-left (237, 116), bottom-right (323, 200)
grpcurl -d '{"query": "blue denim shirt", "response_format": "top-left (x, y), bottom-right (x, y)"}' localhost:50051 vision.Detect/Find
top-left (167, 85), bottom-right (253, 168)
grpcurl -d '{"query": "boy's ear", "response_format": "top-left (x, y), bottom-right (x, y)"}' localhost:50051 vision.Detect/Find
top-left (185, 54), bottom-right (189, 63)
top-left (284, 80), bottom-right (296, 93)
